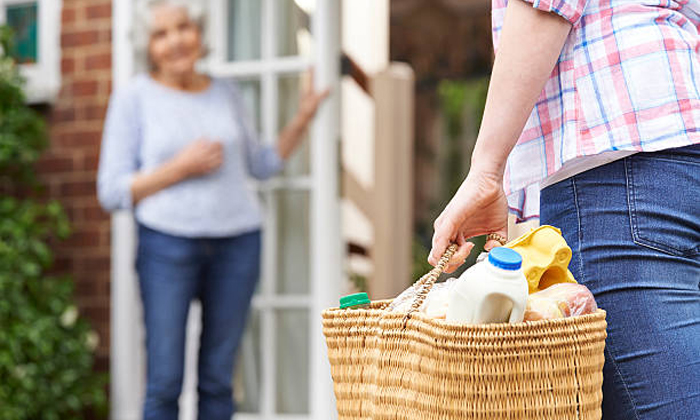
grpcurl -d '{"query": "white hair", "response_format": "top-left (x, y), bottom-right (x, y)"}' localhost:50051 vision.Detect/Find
top-left (132, 0), bottom-right (209, 72)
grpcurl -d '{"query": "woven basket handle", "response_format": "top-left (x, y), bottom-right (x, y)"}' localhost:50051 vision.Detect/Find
top-left (406, 243), bottom-right (458, 316)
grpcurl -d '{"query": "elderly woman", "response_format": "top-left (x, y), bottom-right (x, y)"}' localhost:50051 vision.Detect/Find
top-left (97, 1), bottom-right (328, 419)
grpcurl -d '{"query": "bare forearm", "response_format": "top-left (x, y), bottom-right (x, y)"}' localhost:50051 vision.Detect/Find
top-left (130, 159), bottom-right (186, 205)
top-left (471, 0), bottom-right (572, 176)
top-left (277, 111), bottom-right (312, 160)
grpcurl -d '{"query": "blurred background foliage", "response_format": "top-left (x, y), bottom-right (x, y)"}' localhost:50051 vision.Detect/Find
top-left (412, 77), bottom-right (490, 281)
top-left (0, 26), bottom-right (107, 420)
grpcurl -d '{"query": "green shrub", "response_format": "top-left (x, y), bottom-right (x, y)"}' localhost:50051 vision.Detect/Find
top-left (0, 26), bottom-right (107, 419)
top-left (411, 78), bottom-right (491, 283)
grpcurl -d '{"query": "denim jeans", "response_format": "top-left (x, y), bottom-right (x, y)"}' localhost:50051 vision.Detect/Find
top-left (136, 224), bottom-right (261, 420)
top-left (540, 144), bottom-right (700, 420)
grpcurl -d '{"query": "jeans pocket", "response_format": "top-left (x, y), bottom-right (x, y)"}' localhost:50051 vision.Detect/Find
top-left (625, 154), bottom-right (700, 257)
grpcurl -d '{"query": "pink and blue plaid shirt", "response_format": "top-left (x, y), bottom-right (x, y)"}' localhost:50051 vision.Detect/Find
top-left (493, 0), bottom-right (700, 221)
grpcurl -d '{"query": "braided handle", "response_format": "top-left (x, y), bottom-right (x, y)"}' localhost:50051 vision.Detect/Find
top-left (406, 243), bottom-right (458, 316)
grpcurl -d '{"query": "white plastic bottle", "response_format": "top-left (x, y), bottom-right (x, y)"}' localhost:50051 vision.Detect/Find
top-left (446, 247), bottom-right (528, 324)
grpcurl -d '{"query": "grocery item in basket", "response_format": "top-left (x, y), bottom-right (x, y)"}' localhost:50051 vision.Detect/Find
top-left (505, 225), bottom-right (578, 293)
top-left (446, 247), bottom-right (528, 324)
top-left (422, 278), bottom-right (456, 319)
top-left (385, 280), bottom-right (420, 312)
top-left (524, 283), bottom-right (597, 321)
top-left (387, 278), bottom-right (457, 317)
top-left (339, 292), bottom-right (371, 309)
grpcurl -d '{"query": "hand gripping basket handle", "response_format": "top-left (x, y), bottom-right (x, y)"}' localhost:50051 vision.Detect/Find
top-left (405, 243), bottom-right (458, 318)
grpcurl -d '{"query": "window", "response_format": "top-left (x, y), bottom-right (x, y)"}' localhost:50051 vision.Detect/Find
top-left (0, 0), bottom-right (61, 103)
top-left (6, 2), bottom-right (37, 64)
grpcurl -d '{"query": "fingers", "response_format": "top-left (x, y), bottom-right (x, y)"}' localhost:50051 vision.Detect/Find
top-left (444, 237), bottom-right (475, 274)
top-left (191, 139), bottom-right (224, 174)
top-left (484, 229), bottom-right (508, 251)
top-left (311, 88), bottom-right (331, 113)
top-left (317, 87), bottom-right (332, 102)
top-left (176, 138), bottom-right (226, 177)
top-left (429, 208), bottom-right (507, 272)
top-left (205, 141), bottom-right (224, 172)
top-left (312, 88), bottom-right (332, 112)
top-left (429, 221), bottom-right (475, 273)
top-left (200, 141), bottom-right (223, 160)
top-left (428, 216), bottom-right (454, 266)
top-left (208, 149), bottom-right (224, 169)
top-left (301, 68), bottom-right (314, 95)
top-left (428, 234), bottom-right (449, 267)
top-left (208, 140), bottom-right (223, 154)
top-left (303, 67), bottom-right (330, 100)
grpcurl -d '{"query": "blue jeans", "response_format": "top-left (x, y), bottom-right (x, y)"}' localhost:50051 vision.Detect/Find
top-left (540, 144), bottom-right (700, 420)
top-left (136, 225), bottom-right (261, 420)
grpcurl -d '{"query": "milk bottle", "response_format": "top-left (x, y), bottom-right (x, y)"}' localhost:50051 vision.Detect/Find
top-left (446, 247), bottom-right (528, 324)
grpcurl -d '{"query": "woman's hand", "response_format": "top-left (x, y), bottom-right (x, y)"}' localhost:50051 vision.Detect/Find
top-left (428, 169), bottom-right (509, 273)
top-left (277, 69), bottom-right (331, 160)
top-left (130, 139), bottom-right (223, 205)
top-left (173, 138), bottom-right (224, 178)
top-left (298, 68), bottom-right (331, 123)
top-left (426, 0), bottom-right (573, 273)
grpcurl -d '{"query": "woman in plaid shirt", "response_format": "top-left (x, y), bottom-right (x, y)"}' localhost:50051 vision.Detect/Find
top-left (429, 0), bottom-right (700, 418)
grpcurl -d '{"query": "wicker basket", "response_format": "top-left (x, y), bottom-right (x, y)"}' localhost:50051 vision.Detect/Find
top-left (322, 245), bottom-right (607, 420)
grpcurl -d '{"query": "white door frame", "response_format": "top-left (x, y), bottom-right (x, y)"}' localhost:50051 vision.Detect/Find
top-left (307, 1), bottom-right (341, 419)
top-left (110, 1), bottom-right (341, 419)
top-left (111, 2), bottom-right (144, 419)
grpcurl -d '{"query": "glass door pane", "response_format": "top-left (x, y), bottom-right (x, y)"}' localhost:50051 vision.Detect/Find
top-left (275, 309), bottom-right (310, 414)
top-left (275, 0), bottom-right (314, 57)
top-left (234, 308), bottom-right (261, 413)
top-left (236, 78), bottom-right (262, 132)
top-left (275, 190), bottom-right (310, 294)
top-left (228, 0), bottom-right (261, 60)
top-left (219, 1), bottom-right (317, 417)
top-left (278, 75), bottom-right (310, 176)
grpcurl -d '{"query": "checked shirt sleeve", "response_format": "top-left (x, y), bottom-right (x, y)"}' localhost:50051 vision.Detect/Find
top-left (521, 0), bottom-right (589, 25)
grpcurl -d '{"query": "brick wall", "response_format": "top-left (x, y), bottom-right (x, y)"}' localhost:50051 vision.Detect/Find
top-left (37, 0), bottom-right (113, 372)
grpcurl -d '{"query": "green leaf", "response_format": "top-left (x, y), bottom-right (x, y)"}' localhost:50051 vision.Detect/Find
top-left (0, 26), bottom-right (107, 418)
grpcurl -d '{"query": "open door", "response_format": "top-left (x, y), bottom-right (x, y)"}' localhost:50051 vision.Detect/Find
top-left (110, 1), bottom-right (341, 419)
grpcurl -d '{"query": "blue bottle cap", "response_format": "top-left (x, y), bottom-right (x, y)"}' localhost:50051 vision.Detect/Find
top-left (487, 247), bottom-right (522, 271)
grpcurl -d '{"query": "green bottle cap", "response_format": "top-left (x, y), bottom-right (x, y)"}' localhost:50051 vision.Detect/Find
top-left (339, 292), bottom-right (370, 309)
